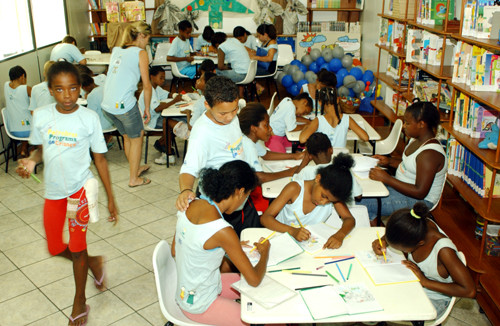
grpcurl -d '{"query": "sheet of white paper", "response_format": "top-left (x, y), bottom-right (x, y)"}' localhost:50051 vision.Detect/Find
top-left (299, 285), bottom-right (348, 320)
top-left (267, 232), bottom-right (304, 266)
top-left (355, 250), bottom-right (419, 285)
top-left (232, 275), bottom-right (297, 309)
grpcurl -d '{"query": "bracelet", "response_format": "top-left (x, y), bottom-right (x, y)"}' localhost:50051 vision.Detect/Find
top-left (180, 189), bottom-right (192, 194)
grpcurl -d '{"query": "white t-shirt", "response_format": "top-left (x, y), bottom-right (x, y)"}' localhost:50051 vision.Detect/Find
top-left (138, 85), bottom-right (170, 129)
top-left (316, 114), bottom-right (350, 148)
top-left (181, 113), bottom-right (245, 177)
top-left (29, 81), bottom-right (55, 111)
top-left (50, 43), bottom-right (85, 63)
top-left (168, 36), bottom-right (193, 71)
top-left (86, 86), bottom-right (114, 131)
top-left (269, 97), bottom-right (297, 136)
top-left (29, 104), bottom-right (107, 199)
top-left (241, 135), bottom-right (263, 172)
top-left (190, 95), bottom-right (206, 127)
top-left (244, 34), bottom-right (258, 51)
top-left (219, 38), bottom-right (250, 74)
top-left (4, 82), bottom-right (31, 133)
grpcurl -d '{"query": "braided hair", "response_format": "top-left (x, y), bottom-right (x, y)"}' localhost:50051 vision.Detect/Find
top-left (316, 87), bottom-right (340, 118)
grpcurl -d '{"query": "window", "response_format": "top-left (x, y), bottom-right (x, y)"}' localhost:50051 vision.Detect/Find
top-left (0, 0), bottom-right (34, 60)
top-left (31, 0), bottom-right (67, 48)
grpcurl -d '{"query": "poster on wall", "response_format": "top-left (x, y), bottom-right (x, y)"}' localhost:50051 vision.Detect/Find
top-left (295, 31), bottom-right (361, 59)
top-left (183, 0), bottom-right (253, 28)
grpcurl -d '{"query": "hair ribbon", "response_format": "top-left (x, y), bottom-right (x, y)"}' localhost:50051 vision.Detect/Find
top-left (410, 209), bottom-right (421, 219)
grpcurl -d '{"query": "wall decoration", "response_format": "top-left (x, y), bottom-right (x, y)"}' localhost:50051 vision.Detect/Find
top-left (296, 31), bottom-right (361, 59)
top-left (254, 0), bottom-right (284, 25)
top-left (282, 0), bottom-right (308, 35)
top-left (153, 0), bottom-right (182, 34)
top-left (183, 0), bottom-right (253, 29)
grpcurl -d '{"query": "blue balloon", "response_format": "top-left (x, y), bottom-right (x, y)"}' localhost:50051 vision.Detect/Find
top-left (362, 70), bottom-right (375, 84)
top-left (315, 57), bottom-right (326, 67)
top-left (328, 58), bottom-right (342, 73)
top-left (309, 61), bottom-right (319, 73)
top-left (287, 84), bottom-right (300, 96)
top-left (296, 79), bottom-right (308, 89)
top-left (320, 63), bottom-right (330, 72)
top-left (282, 74), bottom-right (293, 88)
top-left (350, 67), bottom-right (363, 80)
top-left (298, 63), bottom-right (308, 73)
top-left (348, 88), bottom-right (356, 97)
top-left (336, 68), bottom-right (349, 87)
top-left (291, 59), bottom-right (301, 67)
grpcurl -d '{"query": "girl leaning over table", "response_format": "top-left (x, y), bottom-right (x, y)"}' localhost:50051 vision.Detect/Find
top-left (172, 161), bottom-right (270, 326)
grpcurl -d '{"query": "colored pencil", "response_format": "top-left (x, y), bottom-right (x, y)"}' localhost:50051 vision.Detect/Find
top-left (295, 285), bottom-right (329, 291)
top-left (325, 270), bottom-right (340, 283)
top-left (336, 263), bottom-right (346, 282)
top-left (249, 231), bottom-right (276, 253)
top-left (316, 265), bottom-right (325, 270)
top-left (314, 255), bottom-right (354, 259)
top-left (291, 272), bottom-right (327, 277)
top-left (293, 211), bottom-right (304, 228)
top-left (377, 231), bottom-right (387, 262)
top-left (325, 257), bottom-right (355, 265)
top-left (347, 263), bottom-right (353, 280)
top-left (268, 267), bottom-right (300, 273)
top-left (30, 173), bottom-right (41, 183)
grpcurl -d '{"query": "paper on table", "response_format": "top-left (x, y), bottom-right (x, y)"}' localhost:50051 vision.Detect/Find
top-left (232, 275), bottom-right (297, 309)
top-left (243, 232), bottom-right (304, 267)
top-left (297, 223), bottom-right (338, 254)
top-left (352, 156), bottom-right (379, 179)
top-left (261, 160), bottom-right (301, 173)
top-left (355, 250), bottom-right (419, 285)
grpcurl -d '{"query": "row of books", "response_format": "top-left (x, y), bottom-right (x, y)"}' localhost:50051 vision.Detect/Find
top-left (87, 0), bottom-right (116, 10)
top-left (106, 1), bottom-right (145, 23)
top-left (462, 1), bottom-right (500, 39)
top-left (406, 28), bottom-right (455, 66)
top-left (415, 0), bottom-right (455, 26)
top-left (310, 0), bottom-right (342, 8)
top-left (90, 23), bottom-right (107, 36)
top-left (447, 138), bottom-right (500, 198)
top-left (453, 92), bottom-right (498, 138)
top-left (413, 80), bottom-right (452, 110)
top-left (452, 41), bottom-right (500, 92)
top-left (384, 87), bottom-right (409, 116)
top-left (378, 19), bottom-right (405, 52)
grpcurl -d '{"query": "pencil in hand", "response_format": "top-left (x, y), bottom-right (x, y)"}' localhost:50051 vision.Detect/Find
top-left (293, 211), bottom-right (304, 228)
top-left (249, 231), bottom-right (276, 253)
top-left (376, 231), bottom-right (387, 262)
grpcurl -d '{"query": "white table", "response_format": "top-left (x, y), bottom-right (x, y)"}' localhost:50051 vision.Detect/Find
top-left (286, 114), bottom-right (381, 154)
top-left (240, 227), bottom-right (436, 324)
top-left (84, 52), bottom-right (111, 65)
top-left (160, 102), bottom-right (193, 168)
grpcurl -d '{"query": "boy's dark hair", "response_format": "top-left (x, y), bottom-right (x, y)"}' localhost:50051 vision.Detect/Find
top-left (306, 132), bottom-right (332, 157)
top-left (47, 61), bottom-right (81, 88)
top-left (199, 59), bottom-right (216, 73)
top-left (238, 103), bottom-right (268, 135)
top-left (76, 64), bottom-right (93, 76)
top-left (205, 76), bottom-right (238, 107)
top-left (406, 100), bottom-right (440, 135)
top-left (203, 71), bottom-right (216, 84)
top-left (81, 74), bottom-right (95, 88)
top-left (200, 161), bottom-right (258, 203)
top-left (293, 92), bottom-right (313, 109)
top-left (62, 35), bottom-right (77, 45)
top-left (317, 69), bottom-right (337, 88)
top-left (233, 26), bottom-right (250, 38)
top-left (317, 87), bottom-right (340, 117)
top-left (202, 26), bottom-right (215, 41)
top-left (149, 65), bottom-right (164, 76)
top-left (178, 20), bottom-right (192, 31)
top-left (9, 66), bottom-right (26, 81)
top-left (256, 24), bottom-right (277, 40)
top-left (211, 32), bottom-right (227, 47)
top-left (317, 153), bottom-right (354, 204)
top-left (386, 202), bottom-right (431, 248)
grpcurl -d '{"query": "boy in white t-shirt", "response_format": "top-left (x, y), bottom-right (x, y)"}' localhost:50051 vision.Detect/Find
top-left (211, 32), bottom-right (250, 83)
top-left (167, 20), bottom-right (196, 79)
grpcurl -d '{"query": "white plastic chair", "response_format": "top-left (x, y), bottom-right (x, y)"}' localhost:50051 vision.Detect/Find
top-left (170, 62), bottom-right (193, 93)
top-left (325, 205), bottom-right (370, 228)
top-left (268, 91), bottom-right (278, 116)
top-left (152, 240), bottom-right (213, 326)
top-left (430, 172), bottom-right (448, 212)
top-left (1, 108), bottom-right (30, 173)
top-left (236, 60), bottom-right (258, 101)
top-left (277, 44), bottom-right (294, 68)
top-left (357, 119), bottom-right (403, 155)
top-left (255, 60), bottom-right (280, 99)
top-left (102, 127), bottom-right (123, 151)
top-left (143, 124), bottom-right (179, 165)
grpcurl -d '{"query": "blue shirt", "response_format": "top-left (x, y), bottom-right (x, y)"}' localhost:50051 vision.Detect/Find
top-left (29, 104), bottom-right (107, 199)
top-left (50, 43), bottom-right (85, 63)
top-left (269, 97), bottom-right (297, 137)
top-left (243, 34), bottom-right (258, 51)
top-left (168, 36), bottom-right (193, 71)
top-left (138, 85), bottom-right (170, 129)
top-left (102, 46), bottom-right (142, 114)
top-left (29, 81), bottom-right (55, 111)
top-left (4, 82), bottom-right (31, 133)
top-left (219, 38), bottom-right (250, 74)
top-left (86, 86), bottom-right (114, 131)
top-left (195, 34), bottom-right (212, 51)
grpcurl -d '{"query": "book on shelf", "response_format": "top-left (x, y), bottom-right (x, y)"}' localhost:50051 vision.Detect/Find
top-left (416, 0), bottom-right (455, 26)
top-left (406, 28), bottom-right (423, 63)
top-left (452, 91), bottom-right (499, 137)
top-left (120, 1), bottom-right (145, 22)
top-left (392, 0), bottom-right (416, 19)
top-left (412, 80), bottom-right (451, 110)
top-left (106, 2), bottom-right (120, 22)
top-left (378, 19), bottom-right (390, 45)
top-left (462, 1), bottom-right (500, 39)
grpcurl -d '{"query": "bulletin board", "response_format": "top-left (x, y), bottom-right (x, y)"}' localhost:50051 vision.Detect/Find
top-left (295, 31), bottom-right (361, 59)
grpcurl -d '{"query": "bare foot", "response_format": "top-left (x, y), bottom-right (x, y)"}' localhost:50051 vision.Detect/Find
top-left (88, 256), bottom-right (106, 291)
top-left (128, 177), bottom-right (151, 188)
top-left (137, 165), bottom-right (150, 177)
top-left (69, 303), bottom-right (89, 326)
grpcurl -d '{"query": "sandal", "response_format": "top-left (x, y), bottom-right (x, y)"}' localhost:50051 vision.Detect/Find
top-left (68, 304), bottom-right (90, 326)
top-left (128, 177), bottom-right (151, 188)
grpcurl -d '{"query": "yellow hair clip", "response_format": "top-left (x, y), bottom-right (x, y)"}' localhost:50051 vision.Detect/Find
top-left (410, 209), bottom-right (421, 219)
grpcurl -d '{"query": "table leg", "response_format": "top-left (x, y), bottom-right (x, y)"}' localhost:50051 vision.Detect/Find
top-left (376, 197), bottom-right (382, 226)
top-left (370, 140), bottom-right (376, 155)
top-left (353, 140), bottom-right (358, 153)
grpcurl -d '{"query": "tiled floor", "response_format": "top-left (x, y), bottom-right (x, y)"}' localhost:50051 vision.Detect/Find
top-left (0, 138), bottom-right (493, 326)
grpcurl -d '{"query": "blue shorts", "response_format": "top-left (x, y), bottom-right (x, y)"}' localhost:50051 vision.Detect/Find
top-left (180, 65), bottom-right (197, 79)
top-left (103, 103), bottom-right (144, 138)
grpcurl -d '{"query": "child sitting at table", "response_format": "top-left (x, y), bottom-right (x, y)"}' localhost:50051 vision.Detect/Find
top-left (189, 71), bottom-right (216, 127)
top-left (266, 93), bottom-right (313, 153)
top-left (198, 58), bottom-right (216, 75)
top-left (167, 20), bottom-right (196, 79)
top-left (294, 132), bottom-right (362, 202)
top-left (261, 153), bottom-right (356, 249)
top-left (211, 32), bottom-right (251, 83)
top-left (173, 160), bottom-right (269, 326)
top-left (29, 61), bottom-right (56, 111)
top-left (195, 25), bottom-right (215, 52)
top-left (4, 65), bottom-right (32, 156)
top-left (300, 69), bottom-right (337, 111)
top-left (234, 26), bottom-right (259, 51)
top-left (138, 66), bottom-right (185, 165)
top-left (299, 87), bottom-right (368, 147)
top-left (372, 202), bottom-right (475, 322)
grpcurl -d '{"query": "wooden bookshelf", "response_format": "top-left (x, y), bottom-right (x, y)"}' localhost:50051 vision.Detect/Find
top-left (377, 13), bottom-right (408, 22)
top-left (451, 34), bottom-right (500, 52)
top-left (370, 100), bottom-right (398, 123)
top-left (447, 81), bottom-right (500, 112)
top-left (410, 62), bottom-right (453, 80)
top-left (373, 72), bottom-right (408, 93)
top-left (407, 21), bottom-right (459, 35)
top-left (375, 43), bottom-right (406, 58)
top-left (309, 8), bottom-right (362, 11)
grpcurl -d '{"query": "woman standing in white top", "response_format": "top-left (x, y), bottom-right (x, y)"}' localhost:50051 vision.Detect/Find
top-left (173, 160), bottom-right (270, 326)
top-left (101, 21), bottom-right (152, 187)
top-left (360, 100), bottom-right (447, 225)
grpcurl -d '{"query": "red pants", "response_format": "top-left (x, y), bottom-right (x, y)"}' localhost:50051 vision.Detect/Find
top-left (43, 187), bottom-right (89, 255)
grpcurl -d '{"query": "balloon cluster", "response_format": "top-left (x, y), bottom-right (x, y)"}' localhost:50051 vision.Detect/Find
top-left (277, 47), bottom-right (375, 98)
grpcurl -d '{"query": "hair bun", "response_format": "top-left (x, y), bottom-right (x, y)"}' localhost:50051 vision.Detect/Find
top-left (332, 152), bottom-right (354, 170)
top-left (412, 202), bottom-right (429, 219)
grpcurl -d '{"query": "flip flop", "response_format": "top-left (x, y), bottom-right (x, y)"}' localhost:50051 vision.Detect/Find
top-left (137, 165), bottom-right (150, 177)
top-left (128, 177), bottom-right (151, 188)
top-left (94, 270), bottom-right (106, 291)
top-left (68, 304), bottom-right (90, 326)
